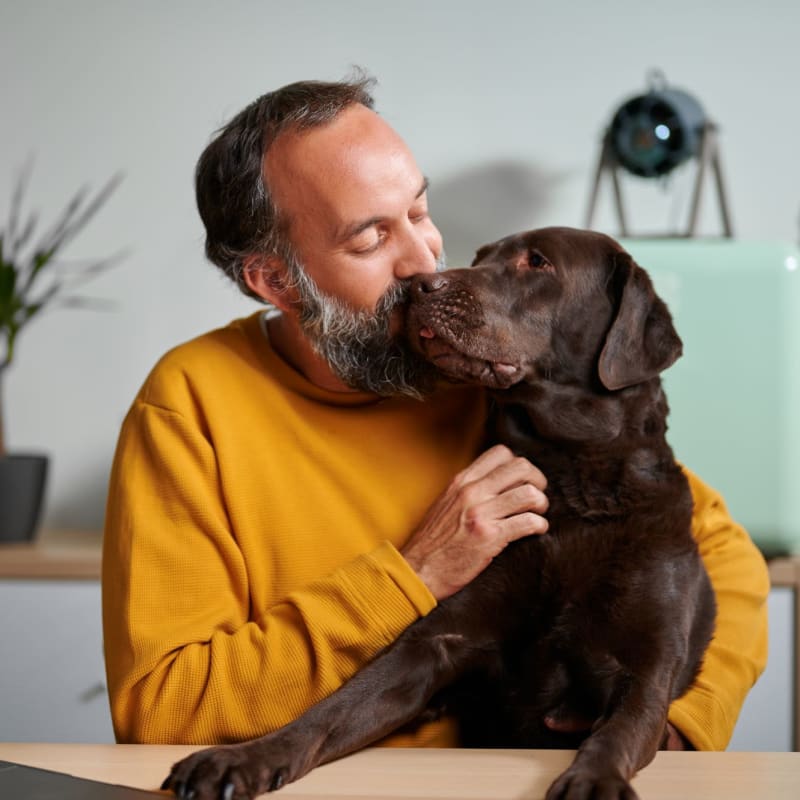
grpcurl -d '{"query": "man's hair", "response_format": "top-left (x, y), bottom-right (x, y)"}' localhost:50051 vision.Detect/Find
top-left (195, 73), bottom-right (376, 298)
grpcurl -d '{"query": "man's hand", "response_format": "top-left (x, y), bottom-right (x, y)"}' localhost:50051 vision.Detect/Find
top-left (401, 445), bottom-right (549, 600)
top-left (662, 722), bottom-right (693, 750)
top-left (544, 714), bottom-right (693, 751)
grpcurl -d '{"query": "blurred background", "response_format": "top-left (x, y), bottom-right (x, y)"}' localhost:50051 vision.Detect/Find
top-left (2, 0), bottom-right (799, 530)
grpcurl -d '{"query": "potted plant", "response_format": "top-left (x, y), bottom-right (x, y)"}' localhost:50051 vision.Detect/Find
top-left (0, 165), bottom-right (122, 542)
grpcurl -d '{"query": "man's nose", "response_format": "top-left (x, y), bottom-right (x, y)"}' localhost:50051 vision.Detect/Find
top-left (394, 226), bottom-right (440, 279)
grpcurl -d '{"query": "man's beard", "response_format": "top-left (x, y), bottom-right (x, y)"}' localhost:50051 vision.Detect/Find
top-left (285, 253), bottom-right (444, 399)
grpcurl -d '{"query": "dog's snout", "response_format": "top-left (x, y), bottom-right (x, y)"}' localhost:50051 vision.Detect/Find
top-left (412, 273), bottom-right (449, 295)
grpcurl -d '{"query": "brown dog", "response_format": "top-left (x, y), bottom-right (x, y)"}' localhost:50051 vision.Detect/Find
top-left (163, 227), bottom-right (715, 800)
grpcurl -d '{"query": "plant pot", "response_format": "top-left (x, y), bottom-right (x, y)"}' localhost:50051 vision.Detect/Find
top-left (0, 454), bottom-right (49, 542)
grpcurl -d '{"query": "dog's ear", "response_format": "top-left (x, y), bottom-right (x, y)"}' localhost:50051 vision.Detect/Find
top-left (471, 243), bottom-right (494, 266)
top-left (598, 253), bottom-right (682, 391)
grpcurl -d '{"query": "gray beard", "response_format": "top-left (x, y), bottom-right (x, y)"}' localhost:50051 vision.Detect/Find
top-left (287, 255), bottom-right (444, 399)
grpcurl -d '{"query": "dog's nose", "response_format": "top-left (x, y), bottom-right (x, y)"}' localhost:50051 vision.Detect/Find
top-left (411, 273), bottom-right (449, 295)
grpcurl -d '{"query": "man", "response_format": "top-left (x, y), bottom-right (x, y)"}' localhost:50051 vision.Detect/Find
top-left (102, 75), bottom-right (769, 752)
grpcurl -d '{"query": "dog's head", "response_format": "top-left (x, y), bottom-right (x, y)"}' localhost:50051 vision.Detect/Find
top-left (405, 227), bottom-right (681, 394)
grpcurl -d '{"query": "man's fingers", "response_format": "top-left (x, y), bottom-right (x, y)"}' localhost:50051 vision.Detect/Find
top-left (404, 445), bottom-right (551, 600)
top-left (456, 450), bottom-right (550, 545)
top-left (468, 483), bottom-right (550, 549)
top-left (456, 446), bottom-right (548, 500)
top-left (501, 512), bottom-right (549, 542)
top-left (489, 452), bottom-right (548, 493)
top-left (491, 482), bottom-right (550, 518)
top-left (455, 444), bottom-right (519, 485)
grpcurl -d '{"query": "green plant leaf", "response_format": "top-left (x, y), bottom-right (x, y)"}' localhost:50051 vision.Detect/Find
top-left (4, 160), bottom-right (33, 264)
top-left (28, 282), bottom-right (62, 310)
top-left (23, 302), bottom-right (44, 322)
top-left (24, 248), bottom-right (56, 292)
top-left (0, 262), bottom-right (17, 312)
top-left (0, 165), bottom-right (124, 375)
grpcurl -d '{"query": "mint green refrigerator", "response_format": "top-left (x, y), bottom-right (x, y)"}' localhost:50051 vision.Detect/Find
top-left (623, 239), bottom-right (800, 558)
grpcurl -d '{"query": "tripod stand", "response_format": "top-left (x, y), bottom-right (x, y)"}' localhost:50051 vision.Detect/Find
top-left (585, 121), bottom-right (734, 238)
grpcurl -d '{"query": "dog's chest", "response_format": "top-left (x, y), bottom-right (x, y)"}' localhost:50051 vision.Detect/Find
top-left (452, 461), bottom-right (703, 742)
top-left (492, 511), bottom-right (633, 626)
top-left (454, 527), bottom-right (660, 748)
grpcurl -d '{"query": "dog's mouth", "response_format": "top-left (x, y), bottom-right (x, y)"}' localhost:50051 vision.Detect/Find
top-left (412, 322), bottom-right (523, 390)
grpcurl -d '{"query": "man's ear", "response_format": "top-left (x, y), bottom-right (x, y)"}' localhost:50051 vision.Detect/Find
top-left (242, 254), bottom-right (296, 312)
top-left (597, 253), bottom-right (683, 391)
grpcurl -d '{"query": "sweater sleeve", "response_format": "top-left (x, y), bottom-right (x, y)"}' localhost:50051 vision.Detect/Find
top-left (667, 468), bottom-right (770, 750)
top-left (102, 400), bottom-right (437, 745)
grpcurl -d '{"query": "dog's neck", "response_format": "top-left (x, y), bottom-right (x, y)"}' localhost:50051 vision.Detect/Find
top-left (488, 379), bottom-right (676, 521)
top-left (492, 378), bottom-right (665, 442)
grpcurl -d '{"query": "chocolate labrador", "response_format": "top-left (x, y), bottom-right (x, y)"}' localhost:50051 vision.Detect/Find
top-left (163, 227), bottom-right (716, 800)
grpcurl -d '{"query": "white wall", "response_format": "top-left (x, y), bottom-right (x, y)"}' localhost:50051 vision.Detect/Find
top-left (2, 0), bottom-right (799, 528)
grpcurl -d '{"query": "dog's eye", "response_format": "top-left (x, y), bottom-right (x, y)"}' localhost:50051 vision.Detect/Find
top-left (528, 250), bottom-right (552, 270)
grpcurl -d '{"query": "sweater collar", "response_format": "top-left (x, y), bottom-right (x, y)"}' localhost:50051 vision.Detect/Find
top-left (250, 311), bottom-right (390, 408)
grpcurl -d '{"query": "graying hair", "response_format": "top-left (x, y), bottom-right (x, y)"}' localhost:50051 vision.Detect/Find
top-left (195, 72), bottom-right (376, 299)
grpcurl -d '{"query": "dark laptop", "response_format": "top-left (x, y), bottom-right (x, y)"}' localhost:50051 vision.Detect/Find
top-left (0, 760), bottom-right (163, 798)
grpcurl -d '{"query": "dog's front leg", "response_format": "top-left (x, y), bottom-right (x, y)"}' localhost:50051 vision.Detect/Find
top-left (544, 674), bottom-right (671, 800)
top-left (163, 607), bottom-right (490, 800)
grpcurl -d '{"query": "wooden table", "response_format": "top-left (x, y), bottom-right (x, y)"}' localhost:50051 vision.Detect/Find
top-left (1, 743), bottom-right (799, 799)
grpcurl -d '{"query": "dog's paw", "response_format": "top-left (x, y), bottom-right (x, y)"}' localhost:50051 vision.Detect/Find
top-left (161, 742), bottom-right (291, 800)
top-left (545, 767), bottom-right (640, 800)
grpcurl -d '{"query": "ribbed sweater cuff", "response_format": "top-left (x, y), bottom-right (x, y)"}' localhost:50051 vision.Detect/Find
top-left (669, 688), bottom-right (731, 751)
top-left (351, 541), bottom-right (438, 640)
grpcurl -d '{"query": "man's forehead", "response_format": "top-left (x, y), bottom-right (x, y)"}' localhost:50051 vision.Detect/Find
top-left (265, 112), bottom-right (427, 238)
top-left (266, 104), bottom-right (400, 179)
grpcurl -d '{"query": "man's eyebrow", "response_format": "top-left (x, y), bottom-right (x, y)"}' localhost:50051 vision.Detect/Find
top-left (334, 177), bottom-right (430, 244)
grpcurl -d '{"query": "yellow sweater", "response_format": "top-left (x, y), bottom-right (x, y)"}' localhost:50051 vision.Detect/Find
top-left (102, 311), bottom-right (769, 750)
